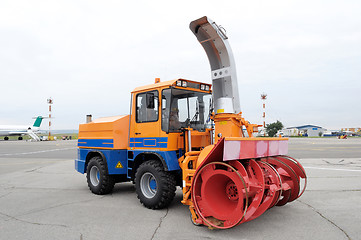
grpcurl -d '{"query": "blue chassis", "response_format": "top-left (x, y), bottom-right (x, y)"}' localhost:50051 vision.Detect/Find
top-left (75, 148), bottom-right (181, 179)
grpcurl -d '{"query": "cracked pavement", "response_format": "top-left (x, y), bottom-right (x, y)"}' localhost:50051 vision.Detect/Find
top-left (0, 138), bottom-right (361, 239)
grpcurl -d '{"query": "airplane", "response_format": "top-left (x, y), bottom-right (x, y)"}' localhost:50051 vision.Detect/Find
top-left (0, 116), bottom-right (44, 141)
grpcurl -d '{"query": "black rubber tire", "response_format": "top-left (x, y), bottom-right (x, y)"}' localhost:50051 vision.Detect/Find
top-left (86, 156), bottom-right (115, 195)
top-left (18, 137), bottom-right (23, 140)
top-left (135, 160), bottom-right (176, 209)
top-left (4, 137), bottom-right (9, 141)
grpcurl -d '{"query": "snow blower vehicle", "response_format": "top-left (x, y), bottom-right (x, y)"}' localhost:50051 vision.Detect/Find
top-left (75, 16), bottom-right (307, 229)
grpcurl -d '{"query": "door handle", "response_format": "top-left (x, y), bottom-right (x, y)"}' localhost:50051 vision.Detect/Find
top-left (135, 132), bottom-right (141, 135)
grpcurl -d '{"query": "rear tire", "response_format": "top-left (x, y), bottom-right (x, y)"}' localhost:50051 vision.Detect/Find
top-left (135, 160), bottom-right (176, 209)
top-left (86, 156), bottom-right (115, 195)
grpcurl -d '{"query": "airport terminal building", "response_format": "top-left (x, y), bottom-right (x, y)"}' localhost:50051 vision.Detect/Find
top-left (283, 125), bottom-right (326, 137)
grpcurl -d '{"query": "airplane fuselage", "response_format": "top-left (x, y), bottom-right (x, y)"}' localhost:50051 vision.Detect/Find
top-left (0, 116), bottom-right (44, 140)
top-left (0, 125), bottom-right (40, 136)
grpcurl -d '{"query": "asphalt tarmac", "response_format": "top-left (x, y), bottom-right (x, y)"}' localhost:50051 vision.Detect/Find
top-left (0, 138), bottom-right (360, 240)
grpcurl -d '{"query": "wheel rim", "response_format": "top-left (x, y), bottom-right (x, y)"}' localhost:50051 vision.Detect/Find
top-left (140, 172), bottom-right (157, 198)
top-left (90, 166), bottom-right (100, 186)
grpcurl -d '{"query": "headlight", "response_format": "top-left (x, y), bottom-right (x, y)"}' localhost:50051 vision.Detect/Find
top-left (182, 81), bottom-right (187, 87)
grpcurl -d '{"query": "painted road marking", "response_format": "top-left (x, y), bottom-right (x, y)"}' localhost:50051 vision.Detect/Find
top-left (0, 160), bottom-right (66, 166)
top-left (304, 166), bottom-right (361, 172)
top-left (0, 147), bottom-right (76, 157)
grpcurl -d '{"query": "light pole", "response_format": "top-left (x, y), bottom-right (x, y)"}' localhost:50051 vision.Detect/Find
top-left (261, 93), bottom-right (267, 136)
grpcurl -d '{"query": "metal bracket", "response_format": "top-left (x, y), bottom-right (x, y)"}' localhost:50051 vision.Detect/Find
top-left (211, 67), bottom-right (231, 80)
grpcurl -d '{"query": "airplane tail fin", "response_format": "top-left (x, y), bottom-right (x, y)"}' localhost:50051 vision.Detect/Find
top-left (33, 116), bottom-right (43, 127)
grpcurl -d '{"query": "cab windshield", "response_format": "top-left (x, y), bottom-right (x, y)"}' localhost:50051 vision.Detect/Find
top-left (162, 88), bottom-right (212, 133)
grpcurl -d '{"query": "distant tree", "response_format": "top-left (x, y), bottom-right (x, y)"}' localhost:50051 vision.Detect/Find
top-left (266, 120), bottom-right (284, 137)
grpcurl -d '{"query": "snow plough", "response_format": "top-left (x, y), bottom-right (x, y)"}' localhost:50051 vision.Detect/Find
top-left (75, 16), bottom-right (307, 229)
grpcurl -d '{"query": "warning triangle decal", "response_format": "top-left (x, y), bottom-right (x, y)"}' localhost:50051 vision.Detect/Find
top-left (115, 162), bottom-right (123, 168)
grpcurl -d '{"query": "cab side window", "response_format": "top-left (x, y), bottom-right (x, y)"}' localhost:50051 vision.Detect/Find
top-left (136, 91), bottom-right (159, 123)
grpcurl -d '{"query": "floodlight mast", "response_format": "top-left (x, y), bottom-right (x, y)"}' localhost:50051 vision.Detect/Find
top-left (47, 97), bottom-right (53, 137)
top-left (261, 93), bottom-right (267, 136)
top-left (190, 16), bottom-right (241, 114)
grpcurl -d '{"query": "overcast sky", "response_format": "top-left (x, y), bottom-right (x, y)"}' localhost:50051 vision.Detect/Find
top-left (1, 0), bottom-right (360, 130)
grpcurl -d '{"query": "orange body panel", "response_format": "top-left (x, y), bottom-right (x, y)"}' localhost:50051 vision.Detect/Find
top-left (78, 115), bottom-right (130, 149)
top-left (214, 113), bottom-right (261, 141)
top-left (214, 115), bottom-right (243, 139)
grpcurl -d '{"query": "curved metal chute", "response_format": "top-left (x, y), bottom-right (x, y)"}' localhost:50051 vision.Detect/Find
top-left (190, 16), bottom-right (241, 114)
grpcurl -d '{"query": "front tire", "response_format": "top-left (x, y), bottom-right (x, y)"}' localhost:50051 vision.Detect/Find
top-left (86, 156), bottom-right (115, 195)
top-left (135, 160), bottom-right (176, 209)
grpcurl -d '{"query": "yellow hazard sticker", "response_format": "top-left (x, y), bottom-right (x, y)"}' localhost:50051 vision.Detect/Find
top-left (217, 109), bottom-right (225, 113)
top-left (115, 162), bottom-right (123, 168)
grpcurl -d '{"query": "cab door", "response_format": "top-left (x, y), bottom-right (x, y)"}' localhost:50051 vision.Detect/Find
top-left (129, 90), bottom-right (164, 149)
